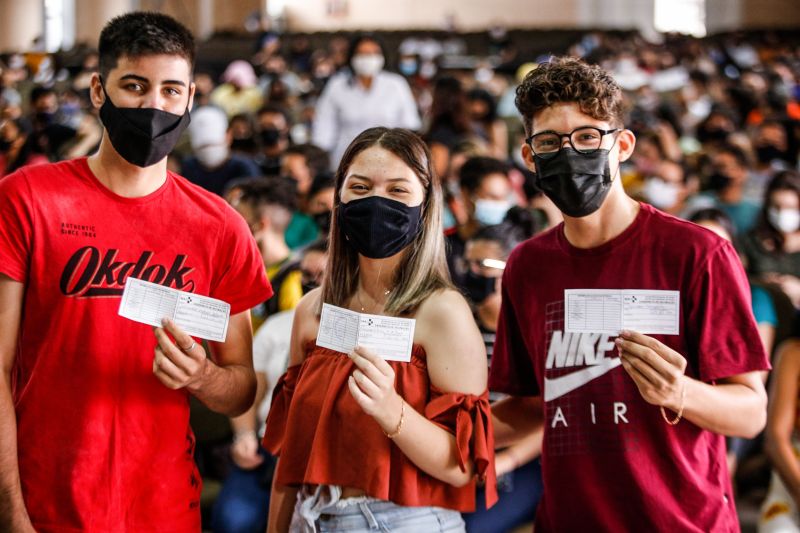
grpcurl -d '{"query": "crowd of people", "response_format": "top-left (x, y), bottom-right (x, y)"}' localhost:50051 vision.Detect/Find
top-left (3, 9), bottom-right (800, 533)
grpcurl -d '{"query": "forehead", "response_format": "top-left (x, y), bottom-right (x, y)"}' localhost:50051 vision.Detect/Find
top-left (355, 40), bottom-right (381, 54)
top-left (108, 54), bottom-right (192, 83)
top-left (531, 102), bottom-right (611, 134)
top-left (346, 146), bottom-right (421, 184)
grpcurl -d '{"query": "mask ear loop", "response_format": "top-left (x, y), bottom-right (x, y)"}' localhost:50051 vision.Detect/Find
top-left (605, 129), bottom-right (625, 186)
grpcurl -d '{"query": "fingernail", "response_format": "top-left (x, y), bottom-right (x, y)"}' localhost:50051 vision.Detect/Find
top-left (620, 330), bottom-right (630, 336)
top-left (615, 338), bottom-right (623, 345)
top-left (161, 317), bottom-right (170, 327)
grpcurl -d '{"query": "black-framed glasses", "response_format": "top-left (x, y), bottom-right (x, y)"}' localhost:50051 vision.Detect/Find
top-left (526, 126), bottom-right (621, 159)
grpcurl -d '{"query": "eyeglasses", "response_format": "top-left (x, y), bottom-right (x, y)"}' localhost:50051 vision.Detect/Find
top-left (526, 126), bottom-right (621, 159)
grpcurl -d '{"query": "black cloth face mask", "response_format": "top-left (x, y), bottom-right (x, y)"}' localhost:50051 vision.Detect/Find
top-left (98, 83), bottom-right (190, 168)
top-left (313, 211), bottom-right (332, 234)
top-left (464, 270), bottom-right (496, 304)
top-left (533, 147), bottom-right (614, 218)
top-left (338, 196), bottom-right (422, 259)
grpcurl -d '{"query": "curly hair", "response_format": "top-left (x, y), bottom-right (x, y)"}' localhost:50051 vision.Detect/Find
top-left (515, 57), bottom-right (625, 135)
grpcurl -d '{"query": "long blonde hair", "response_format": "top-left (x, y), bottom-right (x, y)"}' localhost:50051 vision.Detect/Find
top-left (318, 127), bottom-right (453, 316)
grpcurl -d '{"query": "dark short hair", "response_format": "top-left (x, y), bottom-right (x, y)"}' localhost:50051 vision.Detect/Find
top-left (98, 12), bottom-right (195, 79)
top-left (29, 86), bottom-right (56, 105)
top-left (239, 176), bottom-right (298, 213)
top-left (689, 208), bottom-right (736, 240)
top-left (715, 142), bottom-right (749, 168)
top-left (459, 156), bottom-right (510, 194)
top-left (515, 56), bottom-right (625, 135)
top-left (257, 104), bottom-right (291, 127)
top-left (285, 144), bottom-right (330, 180)
top-left (307, 171), bottom-right (335, 200)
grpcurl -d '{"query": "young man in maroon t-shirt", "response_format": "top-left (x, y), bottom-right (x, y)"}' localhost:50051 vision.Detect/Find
top-left (489, 57), bottom-right (769, 531)
top-left (0, 13), bottom-right (272, 533)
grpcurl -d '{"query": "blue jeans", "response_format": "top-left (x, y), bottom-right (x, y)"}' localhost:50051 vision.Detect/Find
top-left (462, 459), bottom-right (542, 533)
top-left (211, 450), bottom-right (274, 533)
top-left (303, 500), bottom-right (465, 533)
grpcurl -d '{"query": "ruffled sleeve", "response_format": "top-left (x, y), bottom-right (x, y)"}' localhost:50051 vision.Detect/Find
top-left (261, 364), bottom-right (301, 455)
top-left (424, 387), bottom-right (498, 509)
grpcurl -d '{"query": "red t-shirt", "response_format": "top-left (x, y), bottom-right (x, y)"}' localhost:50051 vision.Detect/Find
top-left (489, 203), bottom-right (769, 532)
top-left (0, 158), bottom-right (272, 533)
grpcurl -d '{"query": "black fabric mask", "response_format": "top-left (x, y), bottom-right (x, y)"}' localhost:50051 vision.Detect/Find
top-left (338, 196), bottom-right (422, 259)
top-left (0, 138), bottom-right (13, 153)
top-left (708, 172), bottom-right (733, 191)
top-left (464, 271), bottom-right (496, 304)
top-left (99, 85), bottom-right (190, 167)
top-left (301, 281), bottom-right (318, 295)
top-left (231, 137), bottom-right (257, 153)
top-left (533, 148), bottom-right (614, 218)
top-left (261, 128), bottom-right (283, 146)
top-left (756, 145), bottom-right (788, 164)
top-left (313, 211), bottom-right (332, 234)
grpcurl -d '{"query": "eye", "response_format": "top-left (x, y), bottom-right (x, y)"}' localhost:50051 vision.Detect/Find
top-left (164, 87), bottom-right (181, 97)
top-left (350, 183), bottom-right (368, 192)
top-left (124, 83), bottom-right (144, 93)
top-left (391, 187), bottom-right (408, 194)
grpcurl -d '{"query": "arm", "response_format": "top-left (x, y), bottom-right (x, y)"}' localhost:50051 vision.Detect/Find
top-left (267, 467), bottom-right (298, 533)
top-left (0, 276), bottom-right (35, 532)
top-left (348, 290), bottom-right (488, 487)
top-left (617, 330), bottom-right (767, 438)
top-left (765, 340), bottom-right (800, 505)
top-left (494, 425), bottom-right (543, 477)
top-left (491, 395), bottom-right (544, 448)
top-left (152, 311), bottom-right (257, 417)
top-left (229, 371), bottom-right (268, 470)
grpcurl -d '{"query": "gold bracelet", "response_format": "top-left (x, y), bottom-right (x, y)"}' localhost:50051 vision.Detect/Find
top-left (660, 380), bottom-right (687, 426)
top-left (384, 398), bottom-right (405, 439)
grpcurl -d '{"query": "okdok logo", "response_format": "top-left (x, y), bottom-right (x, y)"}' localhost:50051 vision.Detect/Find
top-left (59, 246), bottom-right (196, 297)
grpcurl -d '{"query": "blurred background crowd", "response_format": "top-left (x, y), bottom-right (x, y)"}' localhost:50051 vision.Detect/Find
top-left (4, 4), bottom-right (800, 531)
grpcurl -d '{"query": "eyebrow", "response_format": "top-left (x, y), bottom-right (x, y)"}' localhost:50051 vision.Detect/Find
top-left (119, 74), bottom-right (187, 87)
top-left (348, 174), bottom-right (413, 183)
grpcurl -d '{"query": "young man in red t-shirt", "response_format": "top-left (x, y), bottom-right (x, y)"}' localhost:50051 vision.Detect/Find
top-left (489, 57), bottom-right (769, 531)
top-left (0, 13), bottom-right (272, 533)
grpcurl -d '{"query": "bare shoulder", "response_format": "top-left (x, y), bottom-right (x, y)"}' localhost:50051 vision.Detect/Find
top-left (414, 288), bottom-right (473, 331)
top-left (416, 288), bottom-right (487, 395)
top-left (292, 288), bottom-right (323, 346)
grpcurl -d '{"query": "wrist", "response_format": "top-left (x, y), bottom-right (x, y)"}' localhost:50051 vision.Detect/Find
top-left (379, 394), bottom-right (405, 438)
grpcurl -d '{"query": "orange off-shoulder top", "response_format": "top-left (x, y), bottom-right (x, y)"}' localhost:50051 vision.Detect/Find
top-left (262, 341), bottom-right (498, 512)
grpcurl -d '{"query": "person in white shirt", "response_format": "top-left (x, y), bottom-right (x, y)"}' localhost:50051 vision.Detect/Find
top-left (312, 35), bottom-right (421, 169)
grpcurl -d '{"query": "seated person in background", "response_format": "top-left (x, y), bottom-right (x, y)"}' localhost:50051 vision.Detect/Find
top-left (281, 143), bottom-right (331, 249)
top-left (232, 178), bottom-right (303, 329)
top-left (762, 336), bottom-right (800, 532)
top-left (447, 156), bottom-right (516, 288)
top-left (281, 143), bottom-right (330, 203)
top-left (210, 60), bottom-right (263, 118)
top-left (305, 172), bottom-right (336, 238)
top-left (639, 159), bottom-right (698, 216)
top-left (0, 118), bottom-right (49, 176)
top-left (461, 209), bottom-right (543, 533)
top-left (741, 171), bottom-right (800, 308)
top-left (686, 142), bottom-right (762, 234)
top-left (182, 105), bottom-right (260, 196)
top-left (255, 104), bottom-right (291, 177)
top-left (212, 239), bottom-right (329, 533)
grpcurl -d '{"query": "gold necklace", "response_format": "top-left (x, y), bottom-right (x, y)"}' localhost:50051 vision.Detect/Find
top-left (355, 286), bottom-right (391, 313)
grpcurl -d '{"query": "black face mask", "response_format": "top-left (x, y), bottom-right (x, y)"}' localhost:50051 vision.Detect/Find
top-left (35, 111), bottom-right (56, 126)
top-left (313, 211), bottom-right (332, 234)
top-left (261, 128), bottom-right (284, 147)
top-left (338, 196), bottom-right (422, 259)
top-left (231, 137), bottom-right (257, 153)
top-left (708, 172), bottom-right (733, 191)
top-left (756, 145), bottom-right (788, 165)
top-left (464, 270), bottom-right (496, 304)
top-left (533, 148), bottom-right (614, 218)
top-left (301, 281), bottom-right (318, 295)
top-left (99, 85), bottom-right (190, 168)
top-left (0, 138), bottom-right (13, 153)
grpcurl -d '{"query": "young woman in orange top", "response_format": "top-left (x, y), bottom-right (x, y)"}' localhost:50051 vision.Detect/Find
top-left (263, 127), bottom-right (496, 532)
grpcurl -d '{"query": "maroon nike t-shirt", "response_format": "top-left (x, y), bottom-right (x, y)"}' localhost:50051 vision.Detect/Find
top-left (489, 203), bottom-right (769, 532)
top-left (0, 158), bottom-right (272, 533)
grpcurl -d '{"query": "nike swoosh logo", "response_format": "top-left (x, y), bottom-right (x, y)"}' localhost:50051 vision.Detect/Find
top-left (543, 357), bottom-right (622, 401)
